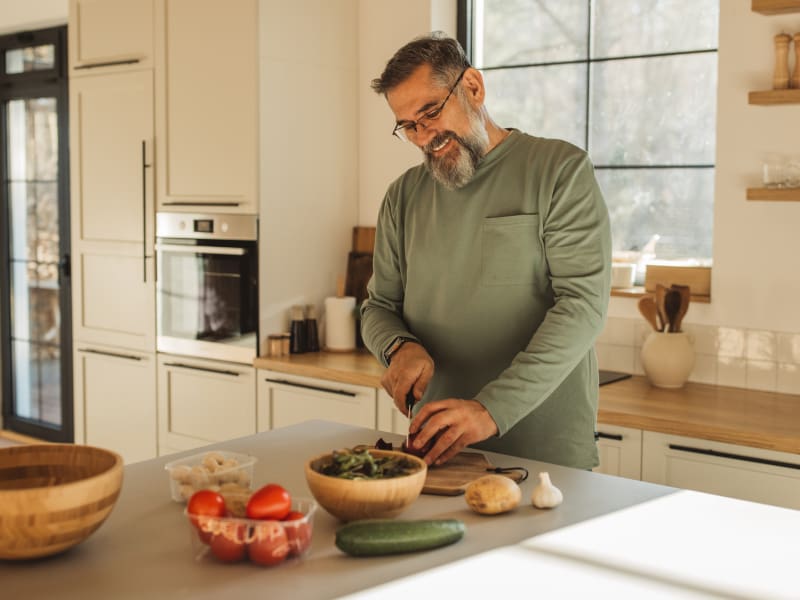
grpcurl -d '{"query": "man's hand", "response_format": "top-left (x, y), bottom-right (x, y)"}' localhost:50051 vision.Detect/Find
top-left (408, 399), bottom-right (499, 466)
top-left (380, 342), bottom-right (434, 412)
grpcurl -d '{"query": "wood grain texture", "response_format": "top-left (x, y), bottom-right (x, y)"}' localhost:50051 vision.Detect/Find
top-left (751, 0), bottom-right (800, 15)
top-left (748, 88), bottom-right (800, 104)
top-left (423, 452), bottom-right (528, 496)
top-left (0, 444), bottom-right (123, 560)
top-left (746, 187), bottom-right (800, 202)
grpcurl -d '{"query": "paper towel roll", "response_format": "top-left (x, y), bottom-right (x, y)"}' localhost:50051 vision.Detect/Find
top-left (324, 296), bottom-right (356, 351)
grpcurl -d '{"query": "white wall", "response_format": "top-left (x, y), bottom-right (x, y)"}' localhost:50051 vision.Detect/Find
top-left (258, 0), bottom-right (360, 337)
top-left (0, 0), bottom-right (67, 34)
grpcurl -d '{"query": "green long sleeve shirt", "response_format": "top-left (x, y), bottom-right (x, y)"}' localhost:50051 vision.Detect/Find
top-left (361, 130), bottom-right (611, 469)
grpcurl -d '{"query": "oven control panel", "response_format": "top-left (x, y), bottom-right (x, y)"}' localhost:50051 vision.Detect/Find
top-left (156, 212), bottom-right (257, 241)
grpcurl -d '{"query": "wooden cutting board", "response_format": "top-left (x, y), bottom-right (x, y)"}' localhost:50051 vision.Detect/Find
top-left (422, 451), bottom-right (528, 496)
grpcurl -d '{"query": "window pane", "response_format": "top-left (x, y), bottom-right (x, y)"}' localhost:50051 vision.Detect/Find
top-left (6, 98), bottom-right (59, 181)
top-left (483, 64), bottom-right (586, 149)
top-left (592, 0), bottom-right (719, 58)
top-left (589, 53), bottom-right (717, 165)
top-left (474, 0), bottom-right (588, 67)
top-left (5, 44), bottom-right (55, 74)
top-left (597, 168), bottom-right (714, 260)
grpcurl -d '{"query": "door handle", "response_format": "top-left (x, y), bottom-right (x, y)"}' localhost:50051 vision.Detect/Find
top-left (59, 253), bottom-right (71, 278)
top-left (142, 140), bottom-right (152, 282)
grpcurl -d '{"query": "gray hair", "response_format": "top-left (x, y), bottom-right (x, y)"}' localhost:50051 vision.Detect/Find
top-left (371, 31), bottom-right (470, 95)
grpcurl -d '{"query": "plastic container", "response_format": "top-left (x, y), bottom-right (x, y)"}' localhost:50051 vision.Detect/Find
top-left (164, 450), bottom-right (257, 503)
top-left (185, 498), bottom-right (317, 566)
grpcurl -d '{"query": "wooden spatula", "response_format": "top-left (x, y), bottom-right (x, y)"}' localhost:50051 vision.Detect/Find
top-left (637, 296), bottom-right (660, 331)
top-left (670, 284), bottom-right (691, 333)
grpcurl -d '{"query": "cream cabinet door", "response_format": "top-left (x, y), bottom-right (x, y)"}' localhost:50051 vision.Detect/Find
top-left (70, 70), bottom-right (154, 245)
top-left (155, 0), bottom-right (258, 213)
top-left (642, 431), bottom-right (800, 510)
top-left (258, 371), bottom-right (376, 431)
top-left (73, 345), bottom-right (157, 463)
top-left (158, 355), bottom-right (256, 454)
top-left (593, 424), bottom-right (642, 480)
top-left (72, 249), bottom-right (155, 351)
top-left (376, 389), bottom-right (410, 435)
top-left (69, 0), bottom-right (155, 75)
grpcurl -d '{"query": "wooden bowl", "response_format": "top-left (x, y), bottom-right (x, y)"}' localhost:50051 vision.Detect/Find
top-left (304, 449), bottom-right (426, 522)
top-left (0, 444), bottom-right (124, 560)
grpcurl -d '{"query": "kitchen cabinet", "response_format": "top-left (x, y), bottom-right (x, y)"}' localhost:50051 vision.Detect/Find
top-left (69, 0), bottom-right (155, 75)
top-left (73, 345), bottom-right (157, 463)
top-left (158, 355), bottom-right (256, 455)
top-left (593, 424), bottom-right (642, 479)
top-left (641, 431), bottom-right (800, 510)
top-left (257, 370), bottom-right (376, 432)
top-left (154, 0), bottom-right (258, 214)
top-left (376, 389), bottom-right (410, 435)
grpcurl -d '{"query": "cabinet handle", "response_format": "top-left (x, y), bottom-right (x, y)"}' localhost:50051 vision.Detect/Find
top-left (142, 140), bottom-right (152, 282)
top-left (161, 202), bottom-right (241, 207)
top-left (163, 362), bottom-right (241, 377)
top-left (668, 444), bottom-right (800, 470)
top-left (265, 378), bottom-right (357, 397)
top-left (595, 431), bottom-right (623, 441)
top-left (78, 348), bottom-right (143, 361)
top-left (74, 58), bottom-right (141, 70)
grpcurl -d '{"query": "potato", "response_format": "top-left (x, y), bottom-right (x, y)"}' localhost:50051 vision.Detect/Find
top-left (464, 474), bottom-right (521, 515)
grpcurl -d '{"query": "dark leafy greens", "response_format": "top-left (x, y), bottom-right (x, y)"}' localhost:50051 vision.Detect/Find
top-left (317, 446), bottom-right (421, 480)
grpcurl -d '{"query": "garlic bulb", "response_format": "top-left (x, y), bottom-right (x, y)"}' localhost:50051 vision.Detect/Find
top-left (531, 472), bottom-right (563, 508)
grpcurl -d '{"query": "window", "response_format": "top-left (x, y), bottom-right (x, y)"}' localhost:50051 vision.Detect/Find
top-left (460, 0), bottom-right (719, 263)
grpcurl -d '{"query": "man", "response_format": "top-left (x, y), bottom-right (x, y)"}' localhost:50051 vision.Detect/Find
top-left (361, 32), bottom-right (611, 470)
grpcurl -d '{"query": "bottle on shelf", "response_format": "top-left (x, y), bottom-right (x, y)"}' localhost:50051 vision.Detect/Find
top-left (305, 304), bottom-right (320, 353)
top-left (290, 305), bottom-right (307, 354)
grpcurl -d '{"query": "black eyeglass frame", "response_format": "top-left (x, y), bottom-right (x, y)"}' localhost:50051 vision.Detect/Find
top-left (391, 66), bottom-right (469, 141)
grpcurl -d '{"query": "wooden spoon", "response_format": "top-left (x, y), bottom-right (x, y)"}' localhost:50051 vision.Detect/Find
top-left (670, 284), bottom-right (691, 333)
top-left (655, 284), bottom-right (669, 332)
top-left (664, 289), bottom-right (682, 332)
top-left (637, 296), bottom-right (659, 331)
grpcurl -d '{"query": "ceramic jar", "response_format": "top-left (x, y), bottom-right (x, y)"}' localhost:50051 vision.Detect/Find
top-left (640, 331), bottom-right (695, 389)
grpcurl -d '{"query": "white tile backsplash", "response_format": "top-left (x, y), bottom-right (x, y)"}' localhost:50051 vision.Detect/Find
top-left (596, 318), bottom-right (800, 396)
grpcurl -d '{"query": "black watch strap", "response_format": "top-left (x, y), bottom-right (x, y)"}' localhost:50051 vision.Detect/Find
top-left (384, 336), bottom-right (416, 365)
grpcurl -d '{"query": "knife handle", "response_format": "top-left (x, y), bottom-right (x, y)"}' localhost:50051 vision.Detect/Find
top-left (405, 390), bottom-right (416, 412)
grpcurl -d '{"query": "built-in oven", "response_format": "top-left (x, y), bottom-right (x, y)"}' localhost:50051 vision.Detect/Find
top-left (156, 213), bottom-right (258, 364)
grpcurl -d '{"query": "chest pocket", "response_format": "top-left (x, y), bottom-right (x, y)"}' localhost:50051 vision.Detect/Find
top-left (481, 214), bottom-right (541, 286)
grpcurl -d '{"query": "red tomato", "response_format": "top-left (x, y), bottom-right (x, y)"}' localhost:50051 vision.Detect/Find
top-left (281, 511), bottom-right (312, 556)
top-left (187, 490), bottom-right (227, 544)
top-left (209, 523), bottom-right (248, 563)
top-left (245, 484), bottom-right (291, 520)
top-left (248, 521), bottom-right (289, 566)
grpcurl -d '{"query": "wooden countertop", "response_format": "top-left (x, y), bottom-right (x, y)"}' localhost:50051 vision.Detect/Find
top-left (254, 351), bottom-right (800, 455)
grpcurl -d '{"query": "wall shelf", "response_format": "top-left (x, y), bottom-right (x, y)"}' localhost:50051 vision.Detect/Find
top-left (752, 0), bottom-right (800, 15)
top-left (748, 89), bottom-right (800, 105)
top-left (746, 187), bottom-right (800, 201)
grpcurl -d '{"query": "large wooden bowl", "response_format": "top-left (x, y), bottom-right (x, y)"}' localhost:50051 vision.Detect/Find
top-left (0, 444), bottom-right (124, 560)
top-left (305, 449), bottom-right (426, 522)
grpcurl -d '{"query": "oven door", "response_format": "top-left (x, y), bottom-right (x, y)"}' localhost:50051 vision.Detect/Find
top-left (156, 240), bottom-right (257, 364)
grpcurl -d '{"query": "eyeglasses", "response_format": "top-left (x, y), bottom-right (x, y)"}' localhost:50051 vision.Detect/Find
top-left (392, 67), bottom-right (468, 142)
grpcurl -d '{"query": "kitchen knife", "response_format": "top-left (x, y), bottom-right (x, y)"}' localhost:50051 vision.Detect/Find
top-left (405, 390), bottom-right (415, 448)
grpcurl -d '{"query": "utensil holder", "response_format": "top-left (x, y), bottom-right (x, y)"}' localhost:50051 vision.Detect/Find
top-left (640, 331), bottom-right (695, 389)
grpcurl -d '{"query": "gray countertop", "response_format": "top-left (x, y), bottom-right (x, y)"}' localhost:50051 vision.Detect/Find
top-left (2, 421), bottom-right (676, 599)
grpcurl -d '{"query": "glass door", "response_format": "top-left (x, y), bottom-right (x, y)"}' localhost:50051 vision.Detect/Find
top-left (1, 27), bottom-right (72, 442)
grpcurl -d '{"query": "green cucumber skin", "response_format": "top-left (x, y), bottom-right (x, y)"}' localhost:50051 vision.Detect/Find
top-left (335, 519), bottom-right (466, 557)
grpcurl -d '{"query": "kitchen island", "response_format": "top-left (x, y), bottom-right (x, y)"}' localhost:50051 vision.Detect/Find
top-left (2, 421), bottom-right (797, 599)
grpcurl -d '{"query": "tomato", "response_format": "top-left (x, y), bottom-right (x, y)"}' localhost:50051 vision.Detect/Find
top-left (209, 523), bottom-right (248, 563)
top-left (187, 490), bottom-right (227, 544)
top-left (245, 484), bottom-right (291, 520)
top-left (281, 511), bottom-right (312, 556)
top-left (248, 521), bottom-right (289, 566)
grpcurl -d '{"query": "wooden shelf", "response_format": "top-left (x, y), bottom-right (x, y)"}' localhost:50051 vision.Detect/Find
top-left (746, 187), bottom-right (800, 201)
top-left (748, 89), bottom-right (800, 105)
top-left (751, 0), bottom-right (800, 15)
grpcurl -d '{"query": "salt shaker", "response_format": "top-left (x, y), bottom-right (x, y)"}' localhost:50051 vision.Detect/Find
top-left (290, 305), bottom-right (307, 354)
top-left (773, 33), bottom-right (791, 90)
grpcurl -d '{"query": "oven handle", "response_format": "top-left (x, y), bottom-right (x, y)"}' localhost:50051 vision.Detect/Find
top-left (155, 243), bottom-right (246, 256)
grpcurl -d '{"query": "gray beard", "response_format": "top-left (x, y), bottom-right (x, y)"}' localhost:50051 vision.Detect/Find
top-left (423, 113), bottom-right (490, 190)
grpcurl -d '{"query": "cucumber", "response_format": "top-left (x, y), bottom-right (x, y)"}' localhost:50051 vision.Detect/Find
top-left (335, 518), bottom-right (466, 557)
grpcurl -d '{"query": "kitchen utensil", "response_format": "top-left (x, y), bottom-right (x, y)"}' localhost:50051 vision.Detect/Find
top-left (655, 284), bottom-right (669, 332)
top-left (0, 443), bottom-right (123, 560)
top-left (423, 451), bottom-right (528, 496)
top-left (637, 296), bottom-right (660, 331)
top-left (664, 288), bottom-right (683, 332)
top-left (305, 449), bottom-right (427, 522)
top-left (405, 389), bottom-right (415, 449)
top-left (670, 284), bottom-right (691, 333)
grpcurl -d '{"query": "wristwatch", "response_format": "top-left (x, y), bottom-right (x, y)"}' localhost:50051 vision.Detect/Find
top-left (383, 336), bottom-right (416, 365)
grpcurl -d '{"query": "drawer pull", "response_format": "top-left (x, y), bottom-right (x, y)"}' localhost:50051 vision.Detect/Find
top-left (265, 378), bottom-right (356, 397)
top-left (668, 444), bottom-right (800, 470)
top-left (164, 362), bottom-right (240, 377)
top-left (595, 431), bottom-right (623, 441)
top-left (74, 58), bottom-right (141, 69)
top-left (78, 348), bottom-right (143, 361)
top-left (161, 202), bottom-right (241, 207)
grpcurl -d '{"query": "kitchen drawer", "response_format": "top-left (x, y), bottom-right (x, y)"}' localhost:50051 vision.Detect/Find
top-left (594, 424), bottom-right (642, 480)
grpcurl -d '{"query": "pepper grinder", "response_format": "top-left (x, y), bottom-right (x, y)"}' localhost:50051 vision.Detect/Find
top-left (289, 305), bottom-right (307, 354)
top-left (305, 304), bottom-right (320, 352)
top-left (792, 33), bottom-right (800, 89)
top-left (773, 33), bottom-right (792, 90)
